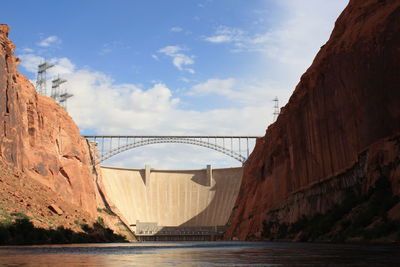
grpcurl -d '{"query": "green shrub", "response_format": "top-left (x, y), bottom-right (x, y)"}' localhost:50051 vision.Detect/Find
top-left (103, 208), bottom-right (116, 216)
top-left (97, 216), bottom-right (105, 227)
top-left (10, 212), bottom-right (29, 220)
top-left (0, 217), bottom-right (127, 245)
top-left (396, 231), bottom-right (400, 242)
top-left (277, 223), bottom-right (288, 239)
top-left (0, 225), bottom-right (11, 244)
top-left (289, 215), bottom-right (309, 234)
top-left (260, 175), bottom-right (399, 242)
top-left (261, 221), bottom-right (273, 239)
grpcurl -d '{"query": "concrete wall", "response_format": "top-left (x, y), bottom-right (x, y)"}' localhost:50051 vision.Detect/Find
top-left (100, 166), bottom-right (243, 227)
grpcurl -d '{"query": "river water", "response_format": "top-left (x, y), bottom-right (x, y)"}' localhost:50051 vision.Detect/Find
top-left (0, 241), bottom-right (399, 266)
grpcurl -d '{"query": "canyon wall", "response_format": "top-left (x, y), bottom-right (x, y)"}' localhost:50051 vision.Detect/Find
top-left (226, 0), bottom-right (400, 240)
top-left (0, 24), bottom-right (97, 218)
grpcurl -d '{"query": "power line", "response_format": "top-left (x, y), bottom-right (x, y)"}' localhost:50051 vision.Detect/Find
top-left (36, 61), bottom-right (73, 111)
top-left (35, 61), bottom-right (54, 96)
top-left (51, 76), bottom-right (73, 110)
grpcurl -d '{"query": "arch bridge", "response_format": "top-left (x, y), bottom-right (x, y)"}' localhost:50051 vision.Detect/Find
top-left (83, 135), bottom-right (259, 164)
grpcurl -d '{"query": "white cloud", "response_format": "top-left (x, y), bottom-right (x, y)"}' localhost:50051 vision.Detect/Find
top-left (99, 47), bottom-right (112, 55)
top-left (67, 73), bottom-right (181, 133)
top-left (18, 54), bottom-right (263, 134)
top-left (206, 35), bottom-right (231, 43)
top-left (158, 45), bottom-right (182, 56)
top-left (158, 45), bottom-right (195, 73)
top-left (179, 77), bottom-right (192, 83)
top-left (17, 54), bottom-right (268, 168)
top-left (49, 57), bottom-right (75, 76)
top-left (256, 0), bottom-right (348, 77)
top-left (205, 26), bottom-right (245, 44)
top-left (151, 54), bottom-right (159, 61)
top-left (18, 54), bottom-right (44, 73)
top-left (185, 68), bottom-right (195, 74)
top-left (37, 35), bottom-right (61, 47)
top-left (190, 78), bottom-right (236, 96)
top-left (98, 41), bottom-right (130, 56)
top-left (204, 1), bottom-right (347, 63)
top-left (170, 26), bottom-right (183, 32)
top-left (64, 70), bottom-right (266, 137)
top-left (19, 54), bottom-right (75, 77)
top-left (172, 55), bottom-right (194, 70)
top-left (20, 48), bottom-right (34, 53)
top-left (203, 0), bottom-right (348, 106)
top-left (188, 78), bottom-right (287, 107)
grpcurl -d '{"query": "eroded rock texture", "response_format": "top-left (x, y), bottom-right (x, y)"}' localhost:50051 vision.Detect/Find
top-left (226, 0), bottom-right (400, 240)
top-left (0, 24), bottom-right (97, 218)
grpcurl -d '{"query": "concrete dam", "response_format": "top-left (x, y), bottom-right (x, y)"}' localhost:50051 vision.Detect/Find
top-left (100, 165), bottom-right (243, 240)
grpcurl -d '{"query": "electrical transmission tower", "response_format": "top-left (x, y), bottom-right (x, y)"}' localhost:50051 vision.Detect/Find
top-left (36, 61), bottom-right (54, 96)
top-left (51, 76), bottom-right (73, 110)
top-left (273, 97), bottom-right (280, 122)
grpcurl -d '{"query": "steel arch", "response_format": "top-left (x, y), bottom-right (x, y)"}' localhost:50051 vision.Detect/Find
top-left (100, 137), bottom-right (247, 164)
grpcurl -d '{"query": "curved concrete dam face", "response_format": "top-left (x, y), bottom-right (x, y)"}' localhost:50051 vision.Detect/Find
top-left (100, 166), bottom-right (243, 229)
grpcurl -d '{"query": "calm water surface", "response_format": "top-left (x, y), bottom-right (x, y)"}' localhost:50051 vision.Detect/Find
top-left (0, 241), bottom-right (399, 266)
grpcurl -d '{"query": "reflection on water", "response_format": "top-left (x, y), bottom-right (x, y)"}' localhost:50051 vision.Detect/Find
top-left (0, 241), bottom-right (399, 267)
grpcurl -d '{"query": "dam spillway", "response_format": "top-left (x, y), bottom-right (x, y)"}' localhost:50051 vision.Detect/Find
top-left (100, 165), bottom-right (243, 240)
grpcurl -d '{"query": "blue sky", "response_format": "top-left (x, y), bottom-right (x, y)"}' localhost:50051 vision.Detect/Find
top-left (2, 0), bottom-right (348, 169)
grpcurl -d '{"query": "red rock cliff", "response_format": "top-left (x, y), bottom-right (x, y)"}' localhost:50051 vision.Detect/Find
top-left (0, 25), bottom-right (97, 218)
top-left (226, 0), bottom-right (400, 240)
